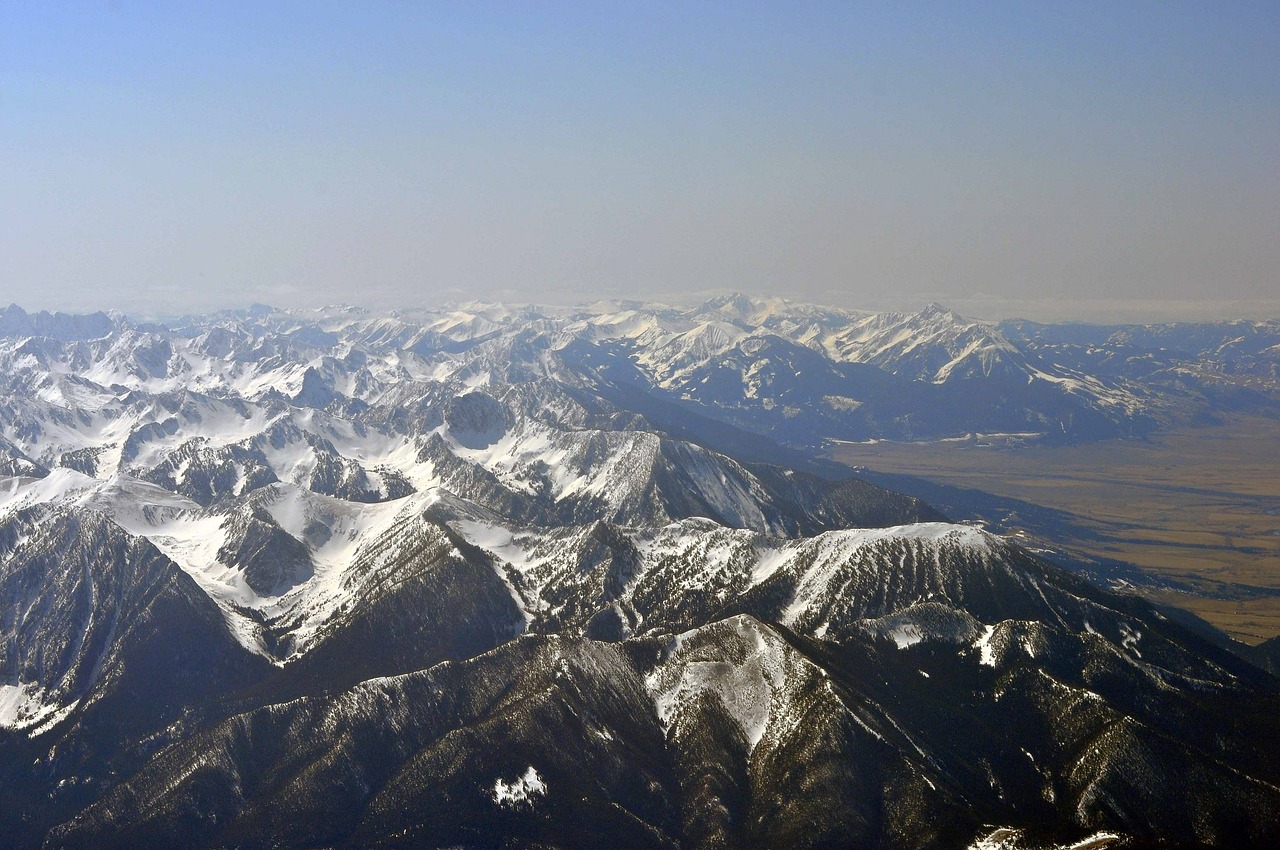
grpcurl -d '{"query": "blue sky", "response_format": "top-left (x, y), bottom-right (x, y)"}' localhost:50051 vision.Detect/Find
top-left (2, 2), bottom-right (1277, 319)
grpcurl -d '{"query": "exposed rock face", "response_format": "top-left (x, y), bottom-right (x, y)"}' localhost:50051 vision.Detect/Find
top-left (444, 390), bottom-right (510, 448)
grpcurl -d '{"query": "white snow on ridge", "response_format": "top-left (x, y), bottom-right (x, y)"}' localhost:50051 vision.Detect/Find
top-left (781, 523), bottom-right (991, 627)
top-left (0, 468), bottom-right (100, 517)
top-left (455, 516), bottom-right (996, 642)
top-left (1027, 366), bottom-right (1141, 414)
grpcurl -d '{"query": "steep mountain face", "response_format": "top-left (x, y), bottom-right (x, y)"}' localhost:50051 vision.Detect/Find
top-left (1, 301), bottom-right (1279, 849)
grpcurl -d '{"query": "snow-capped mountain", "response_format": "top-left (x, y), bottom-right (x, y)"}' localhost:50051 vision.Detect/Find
top-left (2, 300), bottom-right (1280, 849)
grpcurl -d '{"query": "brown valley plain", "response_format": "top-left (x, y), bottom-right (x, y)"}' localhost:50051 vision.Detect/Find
top-left (832, 414), bottom-right (1280, 644)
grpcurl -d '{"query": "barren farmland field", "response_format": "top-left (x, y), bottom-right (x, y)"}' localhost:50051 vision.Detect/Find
top-left (832, 415), bottom-right (1280, 644)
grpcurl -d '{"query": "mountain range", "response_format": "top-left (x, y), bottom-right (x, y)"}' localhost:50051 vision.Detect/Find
top-left (2, 297), bottom-right (1279, 849)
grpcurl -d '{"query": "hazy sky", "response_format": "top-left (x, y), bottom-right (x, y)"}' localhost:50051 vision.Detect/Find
top-left (3, 2), bottom-right (1278, 321)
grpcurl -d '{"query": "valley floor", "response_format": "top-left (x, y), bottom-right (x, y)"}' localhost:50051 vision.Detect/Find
top-left (832, 414), bottom-right (1280, 644)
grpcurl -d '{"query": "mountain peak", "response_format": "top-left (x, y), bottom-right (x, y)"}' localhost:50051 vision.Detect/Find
top-left (914, 302), bottom-right (965, 322)
top-left (696, 291), bottom-right (759, 319)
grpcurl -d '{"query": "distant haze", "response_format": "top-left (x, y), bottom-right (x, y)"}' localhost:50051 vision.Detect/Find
top-left (3, 3), bottom-right (1278, 322)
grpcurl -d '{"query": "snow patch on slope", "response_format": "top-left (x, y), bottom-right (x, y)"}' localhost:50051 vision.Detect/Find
top-left (648, 616), bottom-right (791, 751)
top-left (491, 766), bottom-right (547, 808)
top-left (975, 624), bottom-right (999, 666)
top-left (0, 682), bottom-right (76, 733)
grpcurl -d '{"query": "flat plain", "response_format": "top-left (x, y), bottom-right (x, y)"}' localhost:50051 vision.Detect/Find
top-left (831, 414), bottom-right (1280, 644)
